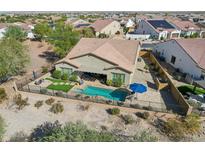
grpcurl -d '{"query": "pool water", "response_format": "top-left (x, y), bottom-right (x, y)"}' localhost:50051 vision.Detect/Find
top-left (75, 86), bottom-right (129, 101)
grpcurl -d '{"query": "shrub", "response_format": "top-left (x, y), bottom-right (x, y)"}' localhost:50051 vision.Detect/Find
top-left (41, 66), bottom-right (48, 73)
top-left (144, 64), bottom-right (149, 70)
top-left (136, 112), bottom-right (150, 120)
top-left (158, 114), bottom-right (201, 141)
top-left (112, 78), bottom-right (123, 87)
top-left (34, 100), bottom-right (43, 109)
top-left (106, 80), bottom-right (112, 86)
top-left (133, 130), bottom-right (158, 142)
top-left (79, 104), bottom-right (90, 111)
top-left (40, 88), bottom-right (47, 94)
top-left (13, 94), bottom-right (29, 110)
top-left (61, 73), bottom-right (68, 80)
top-left (0, 88), bottom-right (7, 103)
top-left (0, 115), bottom-right (5, 141)
top-left (121, 114), bottom-right (135, 125)
top-left (50, 103), bottom-right (64, 114)
top-left (45, 98), bottom-right (55, 105)
top-left (9, 131), bottom-right (28, 142)
top-left (52, 70), bottom-right (62, 79)
top-left (69, 74), bottom-right (77, 82)
top-left (108, 108), bottom-right (120, 115)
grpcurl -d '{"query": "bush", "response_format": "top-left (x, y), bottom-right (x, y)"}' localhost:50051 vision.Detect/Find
top-left (50, 103), bottom-right (64, 114)
top-left (106, 80), bottom-right (112, 86)
top-left (13, 94), bottom-right (29, 110)
top-left (136, 112), bottom-right (150, 120)
top-left (0, 115), bottom-right (5, 141)
top-left (0, 88), bottom-right (7, 103)
top-left (34, 100), bottom-right (43, 109)
top-left (69, 74), bottom-right (77, 82)
top-left (61, 73), bottom-right (68, 80)
top-left (41, 66), bottom-right (48, 73)
top-left (144, 64), bottom-right (149, 70)
top-left (133, 130), bottom-right (158, 142)
top-left (108, 108), bottom-right (120, 115)
top-left (121, 114), bottom-right (134, 125)
top-left (158, 114), bottom-right (201, 141)
top-left (112, 78), bottom-right (123, 87)
top-left (79, 104), bottom-right (90, 111)
top-left (45, 98), bottom-right (55, 105)
top-left (40, 88), bottom-right (47, 94)
top-left (52, 70), bottom-right (62, 79)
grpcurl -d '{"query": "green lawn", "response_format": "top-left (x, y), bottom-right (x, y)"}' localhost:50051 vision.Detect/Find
top-left (47, 84), bottom-right (74, 92)
top-left (45, 77), bottom-right (68, 83)
top-left (178, 85), bottom-right (205, 95)
top-left (45, 77), bottom-right (74, 92)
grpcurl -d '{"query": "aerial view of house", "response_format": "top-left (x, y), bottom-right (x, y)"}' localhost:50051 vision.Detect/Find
top-left (0, 10), bottom-right (205, 144)
top-left (135, 19), bottom-right (181, 40)
top-left (154, 39), bottom-right (205, 80)
top-left (91, 19), bottom-right (121, 37)
top-left (55, 38), bottom-right (140, 85)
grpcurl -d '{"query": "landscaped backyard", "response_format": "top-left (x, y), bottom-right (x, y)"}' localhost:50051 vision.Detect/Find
top-left (45, 78), bottom-right (74, 92)
top-left (178, 85), bottom-right (205, 95)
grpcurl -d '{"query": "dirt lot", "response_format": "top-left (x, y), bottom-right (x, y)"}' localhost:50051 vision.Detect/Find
top-left (23, 40), bottom-right (56, 73)
top-left (0, 92), bottom-right (172, 141)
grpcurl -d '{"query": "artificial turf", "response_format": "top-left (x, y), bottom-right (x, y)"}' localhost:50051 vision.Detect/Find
top-left (178, 85), bottom-right (205, 95)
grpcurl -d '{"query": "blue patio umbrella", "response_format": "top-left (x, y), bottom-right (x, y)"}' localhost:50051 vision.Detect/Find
top-left (129, 83), bottom-right (147, 93)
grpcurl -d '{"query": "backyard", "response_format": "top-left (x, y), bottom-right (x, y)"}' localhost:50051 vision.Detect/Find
top-left (178, 85), bottom-right (205, 95)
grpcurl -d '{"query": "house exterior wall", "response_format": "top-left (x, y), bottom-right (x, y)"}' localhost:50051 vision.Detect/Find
top-left (97, 21), bottom-right (121, 36)
top-left (135, 20), bottom-right (159, 39)
top-left (55, 55), bottom-right (133, 85)
top-left (154, 40), bottom-right (202, 79)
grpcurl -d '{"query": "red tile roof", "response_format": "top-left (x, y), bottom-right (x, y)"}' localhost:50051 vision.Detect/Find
top-left (174, 39), bottom-right (205, 70)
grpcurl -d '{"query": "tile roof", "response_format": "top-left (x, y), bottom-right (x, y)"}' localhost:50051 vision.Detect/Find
top-left (58, 38), bottom-right (140, 73)
top-left (90, 19), bottom-right (114, 32)
top-left (169, 20), bottom-right (200, 31)
top-left (174, 38), bottom-right (205, 70)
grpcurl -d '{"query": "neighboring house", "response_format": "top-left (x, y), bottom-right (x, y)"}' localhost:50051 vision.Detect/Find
top-left (154, 39), bottom-right (205, 80)
top-left (65, 18), bottom-right (90, 29)
top-left (0, 23), bottom-right (7, 39)
top-left (55, 38), bottom-right (141, 85)
top-left (13, 22), bottom-right (35, 39)
top-left (90, 19), bottom-right (121, 37)
top-left (135, 19), bottom-right (181, 40)
top-left (169, 19), bottom-right (203, 37)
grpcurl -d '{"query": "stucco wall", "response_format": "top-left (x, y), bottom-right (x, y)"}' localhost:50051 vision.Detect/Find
top-left (55, 55), bottom-right (133, 85)
top-left (154, 40), bottom-right (202, 79)
top-left (98, 21), bottom-right (121, 36)
top-left (135, 20), bottom-right (159, 39)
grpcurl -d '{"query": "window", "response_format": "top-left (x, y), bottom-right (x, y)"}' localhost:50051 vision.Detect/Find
top-left (112, 73), bottom-right (125, 83)
top-left (170, 56), bottom-right (176, 64)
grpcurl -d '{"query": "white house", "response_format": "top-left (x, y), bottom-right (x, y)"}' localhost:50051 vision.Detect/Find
top-left (135, 19), bottom-right (181, 40)
top-left (90, 19), bottom-right (121, 37)
top-left (154, 39), bottom-right (205, 80)
top-left (169, 19), bottom-right (203, 37)
top-left (0, 23), bottom-right (7, 39)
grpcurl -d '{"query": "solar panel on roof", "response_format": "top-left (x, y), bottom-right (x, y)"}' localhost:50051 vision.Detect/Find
top-left (147, 20), bottom-right (175, 29)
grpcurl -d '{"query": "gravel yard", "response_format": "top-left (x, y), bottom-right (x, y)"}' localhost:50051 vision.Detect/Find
top-left (0, 92), bottom-right (171, 141)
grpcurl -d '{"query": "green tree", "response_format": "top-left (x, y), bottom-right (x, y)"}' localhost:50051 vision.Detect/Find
top-left (80, 27), bottom-right (95, 38)
top-left (3, 25), bottom-right (27, 41)
top-left (0, 38), bottom-right (29, 79)
top-left (47, 23), bottom-right (80, 58)
top-left (33, 23), bottom-right (52, 40)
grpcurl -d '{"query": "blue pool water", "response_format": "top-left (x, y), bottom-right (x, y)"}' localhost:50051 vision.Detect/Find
top-left (75, 86), bottom-right (129, 101)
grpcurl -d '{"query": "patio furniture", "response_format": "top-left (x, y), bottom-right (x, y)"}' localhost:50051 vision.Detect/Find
top-left (129, 83), bottom-right (147, 100)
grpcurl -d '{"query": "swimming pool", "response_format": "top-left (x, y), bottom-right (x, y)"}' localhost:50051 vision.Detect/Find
top-left (74, 86), bottom-right (129, 101)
